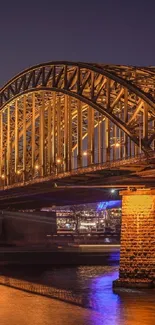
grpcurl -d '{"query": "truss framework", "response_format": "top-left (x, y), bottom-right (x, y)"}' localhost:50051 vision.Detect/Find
top-left (0, 62), bottom-right (155, 187)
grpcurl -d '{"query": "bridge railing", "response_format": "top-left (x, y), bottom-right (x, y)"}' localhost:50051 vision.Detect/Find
top-left (0, 152), bottom-right (155, 191)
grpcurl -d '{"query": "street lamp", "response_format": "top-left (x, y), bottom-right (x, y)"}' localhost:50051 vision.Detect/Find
top-left (111, 142), bottom-right (120, 148)
top-left (55, 158), bottom-right (62, 175)
top-left (1, 174), bottom-right (5, 189)
top-left (35, 164), bottom-right (40, 170)
top-left (56, 158), bottom-right (61, 164)
top-left (16, 170), bottom-right (21, 175)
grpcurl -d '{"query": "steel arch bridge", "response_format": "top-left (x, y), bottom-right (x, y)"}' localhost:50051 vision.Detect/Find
top-left (0, 61), bottom-right (155, 189)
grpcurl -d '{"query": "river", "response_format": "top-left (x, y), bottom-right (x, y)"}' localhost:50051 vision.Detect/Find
top-left (0, 265), bottom-right (154, 325)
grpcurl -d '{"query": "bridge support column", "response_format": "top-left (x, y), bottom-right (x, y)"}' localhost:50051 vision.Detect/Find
top-left (113, 189), bottom-right (155, 289)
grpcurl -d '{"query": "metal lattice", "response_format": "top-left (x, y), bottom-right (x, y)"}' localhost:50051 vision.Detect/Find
top-left (0, 62), bottom-right (155, 187)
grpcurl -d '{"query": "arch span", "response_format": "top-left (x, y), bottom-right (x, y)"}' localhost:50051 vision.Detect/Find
top-left (0, 62), bottom-right (155, 187)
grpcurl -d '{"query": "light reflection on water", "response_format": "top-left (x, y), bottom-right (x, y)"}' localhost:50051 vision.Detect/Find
top-left (0, 265), bottom-right (155, 325)
top-left (88, 270), bottom-right (121, 323)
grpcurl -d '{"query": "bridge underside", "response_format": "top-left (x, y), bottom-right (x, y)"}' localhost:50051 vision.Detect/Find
top-left (0, 164), bottom-right (155, 209)
top-left (0, 188), bottom-right (120, 210)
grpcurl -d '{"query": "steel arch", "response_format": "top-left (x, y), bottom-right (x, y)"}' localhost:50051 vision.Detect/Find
top-left (0, 61), bottom-right (155, 188)
top-left (1, 61), bottom-right (155, 150)
top-left (1, 61), bottom-right (155, 108)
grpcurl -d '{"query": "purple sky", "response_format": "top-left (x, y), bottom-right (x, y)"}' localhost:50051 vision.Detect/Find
top-left (1, 0), bottom-right (155, 86)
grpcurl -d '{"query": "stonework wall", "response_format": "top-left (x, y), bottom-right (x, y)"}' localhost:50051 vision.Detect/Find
top-left (119, 189), bottom-right (155, 282)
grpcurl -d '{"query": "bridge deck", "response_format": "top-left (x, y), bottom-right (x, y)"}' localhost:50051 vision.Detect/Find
top-left (0, 155), bottom-right (155, 209)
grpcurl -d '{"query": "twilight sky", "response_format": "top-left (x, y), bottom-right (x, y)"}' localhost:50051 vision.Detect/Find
top-left (1, 0), bottom-right (155, 86)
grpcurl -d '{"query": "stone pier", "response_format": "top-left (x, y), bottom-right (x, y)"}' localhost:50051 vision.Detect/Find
top-left (113, 189), bottom-right (155, 289)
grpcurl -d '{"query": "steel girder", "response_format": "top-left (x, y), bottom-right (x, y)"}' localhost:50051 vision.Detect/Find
top-left (0, 61), bottom-right (155, 187)
top-left (1, 62), bottom-right (155, 147)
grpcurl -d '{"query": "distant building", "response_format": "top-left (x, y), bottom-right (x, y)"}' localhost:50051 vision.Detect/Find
top-left (41, 200), bottom-right (122, 237)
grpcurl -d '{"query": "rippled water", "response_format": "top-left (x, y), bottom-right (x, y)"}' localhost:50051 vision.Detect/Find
top-left (0, 265), bottom-right (155, 325)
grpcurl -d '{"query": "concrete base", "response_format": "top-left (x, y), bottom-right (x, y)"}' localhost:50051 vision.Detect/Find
top-left (113, 278), bottom-right (154, 289)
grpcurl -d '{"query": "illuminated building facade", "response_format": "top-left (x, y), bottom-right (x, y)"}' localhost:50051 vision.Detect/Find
top-left (46, 200), bottom-right (122, 237)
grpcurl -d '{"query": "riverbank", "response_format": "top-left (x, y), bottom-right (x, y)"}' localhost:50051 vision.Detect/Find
top-left (0, 265), bottom-right (154, 325)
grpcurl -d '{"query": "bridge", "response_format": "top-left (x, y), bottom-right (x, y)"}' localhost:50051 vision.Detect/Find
top-left (0, 62), bottom-right (155, 288)
top-left (0, 62), bottom-right (155, 190)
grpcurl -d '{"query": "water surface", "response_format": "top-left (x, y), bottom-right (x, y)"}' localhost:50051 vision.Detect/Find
top-left (0, 265), bottom-right (154, 325)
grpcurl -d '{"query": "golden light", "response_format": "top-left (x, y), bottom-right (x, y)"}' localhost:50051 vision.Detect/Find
top-left (1, 174), bottom-right (5, 180)
top-left (35, 164), bottom-right (39, 170)
top-left (16, 170), bottom-right (21, 175)
top-left (115, 143), bottom-right (120, 148)
top-left (83, 151), bottom-right (88, 156)
top-left (123, 194), bottom-right (153, 215)
top-left (56, 158), bottom-right (61, 164)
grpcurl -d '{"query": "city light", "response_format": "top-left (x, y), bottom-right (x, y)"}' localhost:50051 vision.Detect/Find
top-left (115, 143), bottom-right (120, 147)
top-left (111, 189), bottom-right (116, 194)
top-left (16, 170), bottom-right (21, 175)
top-left (1, 174), bottom-right (5, 180)
top-left (56, 158), bottom-right (61, 164)
top-left (83, 151), bottom-right (88, 156)
top-left (56, 200), bottom-right (122, 235)
top-left (35, 164), bottom-right (39, 170)
top-left (97, 200), bottom-right (121, 210)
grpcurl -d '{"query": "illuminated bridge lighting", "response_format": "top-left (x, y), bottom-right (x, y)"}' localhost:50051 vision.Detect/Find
top-left (0, 62), bottom-right (155, 191)
top-left (97, 200), bottom-right (122, 211)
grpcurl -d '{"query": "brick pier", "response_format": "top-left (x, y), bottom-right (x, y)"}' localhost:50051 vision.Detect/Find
top-left (113, 189), bottom-right (155, 289)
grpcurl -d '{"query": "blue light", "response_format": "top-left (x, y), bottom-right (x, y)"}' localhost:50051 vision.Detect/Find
top-left (97, 200), bottom-right (121, 211)
top-left (88, 268), bottom-right (121, 323)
